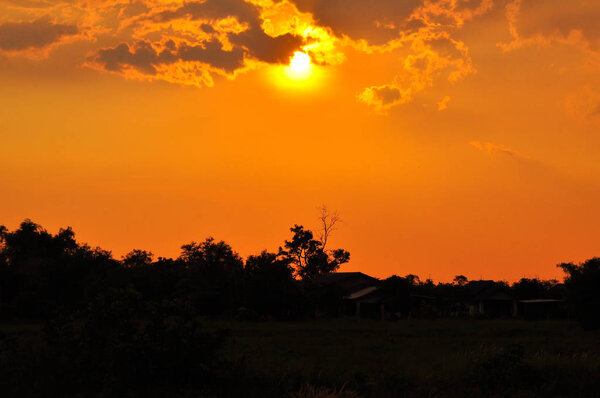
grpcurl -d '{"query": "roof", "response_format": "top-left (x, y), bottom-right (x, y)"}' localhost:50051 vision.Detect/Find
top-left (410, 294), bottom-right (436, 300)
top-left (314, 272), bottom-right (378, 283)
top-left (344, 286), bottom-right (380, 300)
top-left (312, 272), bottom-right (379, 295)
top-left (519, 299), bottom-right (564, 304)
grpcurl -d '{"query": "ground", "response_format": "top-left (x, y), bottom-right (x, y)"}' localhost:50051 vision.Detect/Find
top-left (2, 318), bottom-right (599, 397)
top-left (210, 318), bottom-right (600, 397)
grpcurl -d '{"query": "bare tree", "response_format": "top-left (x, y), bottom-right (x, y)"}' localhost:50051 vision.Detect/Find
top-left (317, 205), bottom-right (341, 249)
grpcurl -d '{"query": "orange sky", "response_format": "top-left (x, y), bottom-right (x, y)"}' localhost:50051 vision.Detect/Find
top-left (1, 0), bottom-right (599, 281)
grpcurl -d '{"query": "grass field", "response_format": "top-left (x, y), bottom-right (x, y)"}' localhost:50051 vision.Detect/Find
top-left (208, 318), bottom-right (600, 397)
top-left (2, 318), bottom-right (599, 397)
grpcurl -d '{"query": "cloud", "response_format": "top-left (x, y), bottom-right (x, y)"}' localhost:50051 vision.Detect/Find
top-left (287, 0), bottom-right (491, 45)
top-left (334, 0), bottom-right (491, 113)
top-left (86, 0), bottom-right (490, 100)
top-left (437, 95), bottom-right (451, 111)
top-left (0, 0), bottom-right (493, 106)
top-left (499, 0), bottom-right (600, 53)
top-left (284, 0), bottom-right (422, 45)
top-left (0, 0), bottom-right (54, 8)
top-left (496, 0), bottom-right (600, 129)
top-left (87, 0), bottom-right (307, 86)
top-left (470, 141), bottom-right (528, 159)
top-left (358, 29), bottom-right (475, 113)
top-left (91, 39), bottom-right (247, 86)
top-left (564, 88), bottom-right (600, 127)
top-left (0, 16), bottom-right (79, 53)
top-left (357, 84), bottom-right (404, 114)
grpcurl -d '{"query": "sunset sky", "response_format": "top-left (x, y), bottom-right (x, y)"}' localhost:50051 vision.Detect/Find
top-left (1, 0), bottom-right (599, 281)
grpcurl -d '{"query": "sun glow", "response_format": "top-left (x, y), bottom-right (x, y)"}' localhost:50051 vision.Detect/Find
top-left (285, 51), bottom-right (313, 81)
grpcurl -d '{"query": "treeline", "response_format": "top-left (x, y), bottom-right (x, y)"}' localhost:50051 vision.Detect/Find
top-left (0, 220), bottom-right (599, 327)
top-left (0, 219), bottom-right (349, 321)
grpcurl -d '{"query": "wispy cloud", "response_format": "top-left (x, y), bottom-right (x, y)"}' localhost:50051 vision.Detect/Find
top-left (470, 141), bottom-right (529, 160)
top-left (437, 96), bottom-right (451, 111)
top-left (565, 87), bottom-right (600, 127)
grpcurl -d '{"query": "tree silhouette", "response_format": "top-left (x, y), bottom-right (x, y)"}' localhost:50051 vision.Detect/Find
top-left (381, 275), bottom-right (413, 318)
top-left (558, 258), bottom-right (600, 330)
top-left (511, 278), bottom-right (558, 300)
top-left (280, 225), bottom-right (350, 280)
top-left (178, 238), bottom-right (244, 314)
top-left (405, 274), bottom-right (421, 286)
top-left (122, 249), bottom-right (154, 268)
top-left (244, 251), bottom-right (301, 318)
top-left (317, 205), bottom-right (341, 249)
top-left (453, 275), bottom-right (468, 286)
top-left (0, 220), bottom-right (119, 317)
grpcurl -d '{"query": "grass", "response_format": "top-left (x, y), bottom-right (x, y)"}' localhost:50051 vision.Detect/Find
top-left (210, 318), bottom-right (597, 372)
top-left (207, 318), bottom-right (600, 396)
top-left (2, 318), bottom-right (599, 397)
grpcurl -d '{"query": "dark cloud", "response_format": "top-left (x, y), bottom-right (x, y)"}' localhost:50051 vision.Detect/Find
top-left (371, 85), bottom-right (402, 105)
top-left (0, 16), bottom-right (78, 51)
top-left (287, 0), bottom-right (422, 45)
top-left (285, 0), bottom-right (491, 45)
top-left (96, 41), bottom-right (159, 74)
top-left (94, 39), bottom-right (246, 75)
top-left (178, 41), bottom-right (245, 72)
top-left (358, 84), bottom-right (406, 113)
top-left (517, 0), bottom-right (600, 44)
top-left (150, 0), bottom-right (258, 26)
top-left (503, 0), bottom-right (600, 51)
top-left (426, 37), bottom-right (463, 58)
top-left (91, 0), bottom-right (304, 84)
top-left (146, 0), bottom-right (303, 64)
top-left (230, 29), bottom-right (303, 64)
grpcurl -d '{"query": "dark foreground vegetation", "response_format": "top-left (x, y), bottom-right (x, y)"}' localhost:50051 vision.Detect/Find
top-left (0, 219), bottom-right (599, 397)
top-left (2, 317), bottom-right (600, 397)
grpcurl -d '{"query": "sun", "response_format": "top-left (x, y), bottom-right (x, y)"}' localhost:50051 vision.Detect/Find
top-left (270, 50), bottom-right (322, 90)
top-left (285, 51), bottom-right (312, 80)
top-left (290, 51), bottom-right (311, 73)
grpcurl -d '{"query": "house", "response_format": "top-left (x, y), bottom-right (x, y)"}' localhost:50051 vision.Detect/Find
top-left (467, 280), bottom-right (517, 318)
top-left (311, 272), bottom-right (438, 320)
top-left (344, 285), bottom-right (385, 319)
top-left (517, 299), bottom-right (566, 320)
top-left (310, 272), bottom-right (380, 318)
top-left (309, 274), bottom-right (566, 320)
top-left (312, 272), bottom-right (379, 295)
top-left (513, 282), bottom-right (567, 319)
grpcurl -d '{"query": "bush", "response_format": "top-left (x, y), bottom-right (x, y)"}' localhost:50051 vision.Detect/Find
top-left (0, 288), bottom-right (227, 397)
